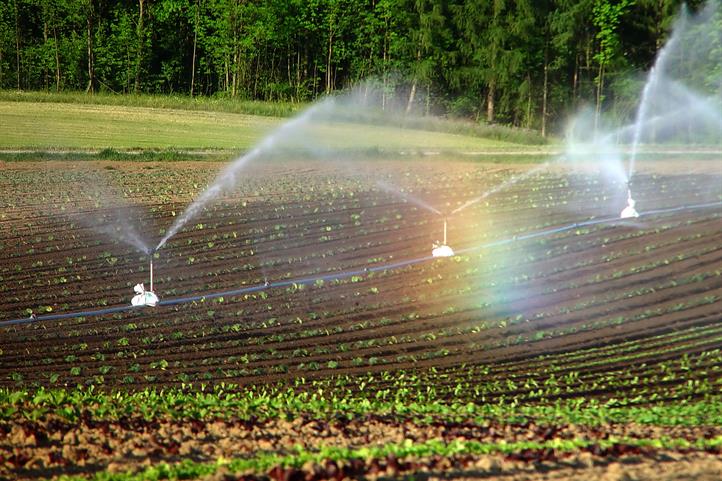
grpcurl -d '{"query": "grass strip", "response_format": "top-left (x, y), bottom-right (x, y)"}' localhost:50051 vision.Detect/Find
top-left (0, 148), bottom-right (229, 162)
top-left (0, 91), bottom-right (552, 146)
top-left (55, 436), bottom-right (722, 481)
top-left (0, 90), bottom-right (301, 118)
top-left (0, 149), bottom-right (555, 164)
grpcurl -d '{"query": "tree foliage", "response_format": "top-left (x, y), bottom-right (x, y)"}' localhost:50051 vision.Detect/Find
top-left (0, 0), bottom-right (711, 133)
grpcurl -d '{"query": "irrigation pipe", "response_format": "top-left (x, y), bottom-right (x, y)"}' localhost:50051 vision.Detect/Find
top-left (2, 200), bottom-right (721, 328)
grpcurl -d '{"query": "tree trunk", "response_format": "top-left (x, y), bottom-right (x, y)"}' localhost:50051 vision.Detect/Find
top-left (253, 48), bottom-right (260, 98)
top-left (486, 80), bottom-right (495, 123)
top-left (406, 48), bottom-right (421, 114)
top-left (232, 49), bottom-right (237, 97)
top-left (381, 26), bottom-right (388, 110)
top-left (542, 50), bottom-right (548, 137)
top-left (572, 54), bottom-right (578, 103)
top-left (224, 56), bottom-right (229, 93)
top-left (406, 81), bottom-right (417, 114)
top-left (126, 43), bottom-right (131, 92)
top-left (235, 47), bottom-right (242, 97)
top-left (325, 25), bottom-right (333, 94)
top-left (134, 0), bottom-right (145, 94)
top-left (425, 82), bottom-right (431, 116)
top-left (54, 27), bottom-right (61, 91)
top-left (295, 48), bottom-right (301, 100)
top-left (232, 1), bottom-right (241, 98)
top-left (43, 21), bottom-right (49, 90)
top-left (594, 63), bottom-right (604, 134)
top-left (332, 64), bottom-right (337, 93)
top-left (86, 7), bottom-right (95, 94)
top-left (526, 74), bottom-right (532, 129)
top-left (312, 60), bottom-right (317, 97)
top-left (14, 0), bottom-right (20, 90)
top-left (269, 47), bottom-right (278, 99)
top-left (287, 43), bottom-right (292, 98)
top-left (190, 0), bottom-right (199, 97)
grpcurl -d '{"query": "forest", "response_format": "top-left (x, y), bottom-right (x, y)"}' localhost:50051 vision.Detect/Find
top-left (0, 0), bottom-right (715, 134)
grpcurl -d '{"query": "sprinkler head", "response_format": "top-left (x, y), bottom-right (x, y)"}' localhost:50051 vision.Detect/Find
top-left (620, 192), bottom-right (639, 219)
top-left (131, 282), bottom-right (159, 307)
top-left (432, 244), bottom-right (455, 257)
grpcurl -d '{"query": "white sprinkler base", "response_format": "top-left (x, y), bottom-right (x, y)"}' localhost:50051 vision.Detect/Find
top-left (131, 283), bottom-right (159, 307)
top-left (432, 245), bottom-right (455, 257)
top-left (620, 192), bottom-right (639, 219)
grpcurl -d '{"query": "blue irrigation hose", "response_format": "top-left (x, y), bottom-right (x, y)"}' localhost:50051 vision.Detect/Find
top-left (1, 200), bottom-right (720, 328)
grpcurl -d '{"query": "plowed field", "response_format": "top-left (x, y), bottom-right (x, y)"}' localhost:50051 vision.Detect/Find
top-left (1, 158), bottom-right (721, 480)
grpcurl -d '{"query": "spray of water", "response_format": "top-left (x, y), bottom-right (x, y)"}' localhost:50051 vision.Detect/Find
top-left (450, 163), bottom-right (550, 216)
top-left (559, 0), bottom-right (721, 209)
top-left (95, 215), bottom-right (151, 255)
top-left (666, 80), bottom-right (722, 129)
top-left (62, 169), bottom-right (152, 255)
top-left (375, 179), bottom-right (442, 215)
top-left (563, 107), bottom-right (629, 186)
top-left (156, 98), bottom-right (335, 250)
top-left (627, 1), bottom-right (722, 181)
top-left (628, 23), bottom-right (684, 181)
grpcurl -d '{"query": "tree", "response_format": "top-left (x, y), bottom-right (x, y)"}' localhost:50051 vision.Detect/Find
top-left (592, 0), bottom-right (634, 130)
top-left (14, 0), bottom-right (21, 89)
top-left (190, 0), bottom-right (201, 96)
top-left (81, 0), bottom-right (96, 93)
top-left (547, 0), bottom-right (594, 116)
top-left (405, 0), bottom-right (450, 115)
top-left (452, 0), bottom-right (536, 124)
top-left (32, 0), bottom-right (70, 91)
top-left (1, 0), bottom-right (705, 133)
top-left (134, 0), bottom-right (147, 93)
top-left (0, 0), bottom-right (14, 88)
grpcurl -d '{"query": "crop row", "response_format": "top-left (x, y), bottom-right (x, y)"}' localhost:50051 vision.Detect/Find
top-left (38, 435), bottom-right (720, 481)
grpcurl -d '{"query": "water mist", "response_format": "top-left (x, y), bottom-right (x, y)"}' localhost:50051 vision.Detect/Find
top-left (156, 98), bottom-right (336, 251)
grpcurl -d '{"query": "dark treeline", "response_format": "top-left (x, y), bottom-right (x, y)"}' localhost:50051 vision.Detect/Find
top-left (0, 0), bottom-right (707, 133)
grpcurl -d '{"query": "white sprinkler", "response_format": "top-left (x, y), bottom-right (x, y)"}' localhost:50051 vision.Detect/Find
top-left (432, 218), bottom-right (455, 257)
top-left (131, 257), bottom-right (159, 307)
top-left (620, 189), bottom-right (639, 219)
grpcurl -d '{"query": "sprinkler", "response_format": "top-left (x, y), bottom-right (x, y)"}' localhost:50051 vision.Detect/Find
top-left (620, 188), bottom-right (639, 219)
top-left (432, 217), bottom-right (455, 257)
top-left (131, 256), bottom-right (159, 307)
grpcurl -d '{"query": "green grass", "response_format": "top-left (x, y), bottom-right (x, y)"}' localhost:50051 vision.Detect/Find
top-left (0, 90), bottom-right (301, 117)
top-left (285, 120), bottom-right (543, 153)
top-left (0, 91), bottom-right (553, 152)
top-left (0, 101), bottom-right (279, 150)
top-left (326, 104), bottom-right (549, 145)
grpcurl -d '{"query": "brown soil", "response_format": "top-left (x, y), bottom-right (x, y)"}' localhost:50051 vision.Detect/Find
top-left (398, 453), bottom-right (722, 481)
top-left (1, 160), bottom-right (721, 390)
top-left (1, 159), bottom-right (721, 480)
top-left (2, 415), bottom-right (720, 480)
